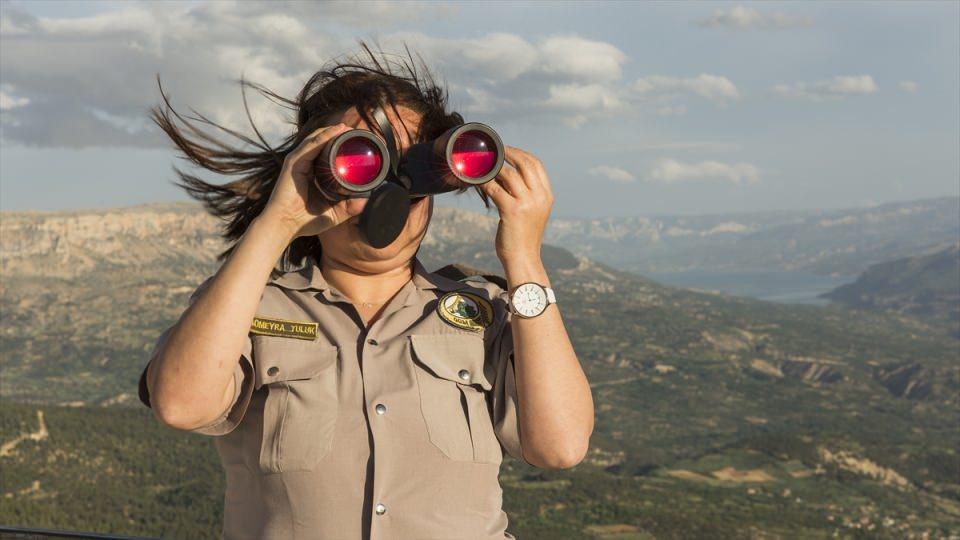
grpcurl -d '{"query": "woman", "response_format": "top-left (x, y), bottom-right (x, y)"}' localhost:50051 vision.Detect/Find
top-left (137, 43), bottom-right (594, 540)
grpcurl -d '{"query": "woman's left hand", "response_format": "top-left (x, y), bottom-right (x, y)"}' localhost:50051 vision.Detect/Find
top-left (480, 146), bottom-right (554, 269)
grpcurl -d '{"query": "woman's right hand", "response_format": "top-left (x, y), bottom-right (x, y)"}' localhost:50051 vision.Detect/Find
top-left (260, 123), bottom-right (370, 240)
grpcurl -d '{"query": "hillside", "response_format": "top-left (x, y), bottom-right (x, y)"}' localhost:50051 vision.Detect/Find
top-left (3, 399), bottom-right (958, 539)
top-left (1, 203), bottom-right (958, 538)
top-left (823, 244), bottom-right (960, 336)
top-left (540, 196), bottom-right (959, 276)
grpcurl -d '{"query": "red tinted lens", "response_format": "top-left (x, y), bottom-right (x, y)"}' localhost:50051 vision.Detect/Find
top-left (335, 137), bottom-right (383, 186)
top-left (451, 131), bottom-right (497, 179)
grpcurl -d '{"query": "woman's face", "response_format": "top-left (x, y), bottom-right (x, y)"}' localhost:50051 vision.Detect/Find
top-left (316, 105), bottom-right (433, 272)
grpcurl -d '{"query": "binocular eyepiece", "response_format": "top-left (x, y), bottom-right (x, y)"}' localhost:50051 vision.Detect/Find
top-left (311, 106), bottom-right (505, 248)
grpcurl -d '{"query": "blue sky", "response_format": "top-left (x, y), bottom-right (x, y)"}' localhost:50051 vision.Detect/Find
top-left (1, 0), bottom-right (957, 218)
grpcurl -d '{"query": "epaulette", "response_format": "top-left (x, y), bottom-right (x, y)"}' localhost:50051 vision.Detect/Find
top-left (434, 263), bottom-right (508, 290)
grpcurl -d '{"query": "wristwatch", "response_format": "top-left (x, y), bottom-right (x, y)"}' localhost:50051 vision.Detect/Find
top-left (507, 282), bottom-right (557, 318)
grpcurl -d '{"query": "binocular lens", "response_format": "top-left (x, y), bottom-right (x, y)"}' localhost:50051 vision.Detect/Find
top-left (335, 137), bottom-right (384, 186)
top-left (451, 130), bottom-right (498, 180)
top-left (315, 129), bottom-right (390, 196)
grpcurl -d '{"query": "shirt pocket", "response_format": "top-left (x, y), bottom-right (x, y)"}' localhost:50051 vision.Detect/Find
top-left (252, 335), bottom-right (339, 474)
top-left (409, 333), bottom-right (502, 464)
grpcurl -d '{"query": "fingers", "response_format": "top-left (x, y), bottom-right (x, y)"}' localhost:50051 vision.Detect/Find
top-left (286, 123), bottom-right (351, 176)
top-left (493, 165), bottom-right (527, 198)
top-left (304, 183), bottom-right (368, 229)
top-left (503, 146), bottom-right (539, 192)
top-left (320, 197), bottom-right (368, 230)
top-left (479, 177), bottom-right (512, 209)
top-left (503, 146), bottom-right (553, 198)
top-left (482, 145), bottom-right (557, 214)
top-left (341, 197), bottom-right (369, 218)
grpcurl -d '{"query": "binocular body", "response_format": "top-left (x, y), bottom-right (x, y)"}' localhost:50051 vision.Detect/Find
top-left (312, 106), bottom-right (504, 247)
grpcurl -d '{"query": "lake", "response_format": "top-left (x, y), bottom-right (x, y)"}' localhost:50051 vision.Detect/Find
top-left (645, 270), bottom-right (857, 305)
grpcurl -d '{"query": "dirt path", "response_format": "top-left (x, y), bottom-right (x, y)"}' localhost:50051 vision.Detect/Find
top-left (0, 409), bottom-right (48, 457)
top-left (590, 376), bottom-right (642, 388)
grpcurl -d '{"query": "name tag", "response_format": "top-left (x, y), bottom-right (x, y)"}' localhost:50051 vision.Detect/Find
top-left (250, 316), bottom-right (318, 340)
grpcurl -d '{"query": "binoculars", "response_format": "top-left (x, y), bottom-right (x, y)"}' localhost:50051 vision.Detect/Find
top-left (312, 105), bottom-right (504, 248)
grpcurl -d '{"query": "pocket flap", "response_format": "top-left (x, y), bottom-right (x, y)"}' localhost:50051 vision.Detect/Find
top-left (409, 333), bottom-right (492, 391)
top-left (252, 335), bottom-right (339, 388)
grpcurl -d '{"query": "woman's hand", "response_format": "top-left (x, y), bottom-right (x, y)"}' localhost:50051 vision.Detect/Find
top-left (479, 145), bottom-right (555, 270)
top-left (260, 123), bottom-right (369, 240)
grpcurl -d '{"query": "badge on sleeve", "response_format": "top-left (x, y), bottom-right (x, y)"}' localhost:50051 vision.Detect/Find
top-left (250, 316), bottom-right (318, 340)
top-left (437, 291), bottom-right (494, 332)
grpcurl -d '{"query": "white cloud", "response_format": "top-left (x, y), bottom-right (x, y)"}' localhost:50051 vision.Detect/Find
top-left (594, 141), bottom-right (744, 154)
top-left (2, 0), bottom-right (766, 149)
top-left (377, 31), bottom-right (631, 127)
top-left (451, 84), bottom-right (509, 115)
top-left (0, 84), bottom-right (30, 110)
top-left (899, 80), bottom-right (919, 93)
top-left (0, 1), bottom-right (460, 148)
top-left (648, 158), bottom-right (760, 185)
top-left (561, 114), bottom-right (588, 129)
top-left (696, 5), bottom-right (813, 30)
top-left (539, 36), bottom-right (628, 82)
top-left (1, 0), bottom-right (637, 149)
top-left (544, 83), bottom-right (625, 111)
top-left (0, 1), bottom-right (343, 147)
top-left (634, 74), bottom-right (740, 102)
top-left (540, 83), bottom-right (627, 128)
top-left (378, 32), bottom-right (630, 85)
top-left (772, 75), bottom-right (878, 102)
top-left (0, 1), bottom-right (39, 36)
top-left (652, 105), bottom-right (687, 116)
top-left (386, 32), bottom-right (541, 82)
top-left (234, 0), bottom-right (460, 28)
top-left (588, 165), bottom-right (636, 183)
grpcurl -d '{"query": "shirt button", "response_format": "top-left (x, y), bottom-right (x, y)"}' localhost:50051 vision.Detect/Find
top-left (458, 369), bottom-right (470, 381)
top-left (375, 503), bottom-right (386, 515)
top-left (367, 338), bottom-right (379, 346)
top-left (267, 366), bottom-right (279, 376)
top-left (375, 403), bottom-right (387, 415)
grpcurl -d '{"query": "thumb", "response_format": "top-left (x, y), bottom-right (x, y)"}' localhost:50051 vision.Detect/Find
top-left (341, 197), bottom-right (369, 218)
top-left (322, 197), bottom-right (369, 228)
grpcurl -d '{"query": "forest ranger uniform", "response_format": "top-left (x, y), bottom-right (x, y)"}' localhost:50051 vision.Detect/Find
top-left (138, 256), bottom-right (530, 540)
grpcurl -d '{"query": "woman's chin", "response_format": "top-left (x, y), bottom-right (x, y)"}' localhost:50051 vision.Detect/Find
top-left (343, 226), bottom-right (419, 264)
top-left (325, 195), bottom-right (431, 266)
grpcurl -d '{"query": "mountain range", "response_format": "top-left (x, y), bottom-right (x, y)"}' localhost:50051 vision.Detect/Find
top-left (535, 196), bottom-right (959, 276)
top-left (824, 243), bottom-right (960, 337)
top-left (0, 201), bottom-right (958, 538)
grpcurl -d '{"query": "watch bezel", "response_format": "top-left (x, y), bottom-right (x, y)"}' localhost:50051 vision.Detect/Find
top-left (510, 282), bottom-right (549, 318)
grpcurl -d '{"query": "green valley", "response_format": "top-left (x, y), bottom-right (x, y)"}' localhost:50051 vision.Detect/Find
top-left (1, 203), bottom-right (958, 538)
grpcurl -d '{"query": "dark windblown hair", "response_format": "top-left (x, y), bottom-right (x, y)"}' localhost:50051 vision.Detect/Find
top-left (149, 40), bottom-right (486, 265)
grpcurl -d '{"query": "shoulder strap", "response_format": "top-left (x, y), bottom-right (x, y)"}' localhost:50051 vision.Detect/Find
top-left (434, 263), bottom-right (508, 290)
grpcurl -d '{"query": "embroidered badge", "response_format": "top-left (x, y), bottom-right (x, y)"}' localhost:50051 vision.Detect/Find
top-left (250, 316), bottom-right (318, 340)
top-left (437, 291), bottom-right (494, 332)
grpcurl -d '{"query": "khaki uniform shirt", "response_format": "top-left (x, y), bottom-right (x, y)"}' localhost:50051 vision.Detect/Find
top-left (138, 257), bottom-right (528, 540)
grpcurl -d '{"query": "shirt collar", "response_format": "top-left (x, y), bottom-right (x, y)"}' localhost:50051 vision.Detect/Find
top-left (269, 255), bottom-right (468, 297)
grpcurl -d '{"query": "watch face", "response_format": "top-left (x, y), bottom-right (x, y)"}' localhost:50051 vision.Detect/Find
top-left (511, 283), bottom-right (548, 318)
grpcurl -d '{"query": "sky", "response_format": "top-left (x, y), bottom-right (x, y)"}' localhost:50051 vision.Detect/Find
top-left (1, 0), bottom-right (958, 218)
